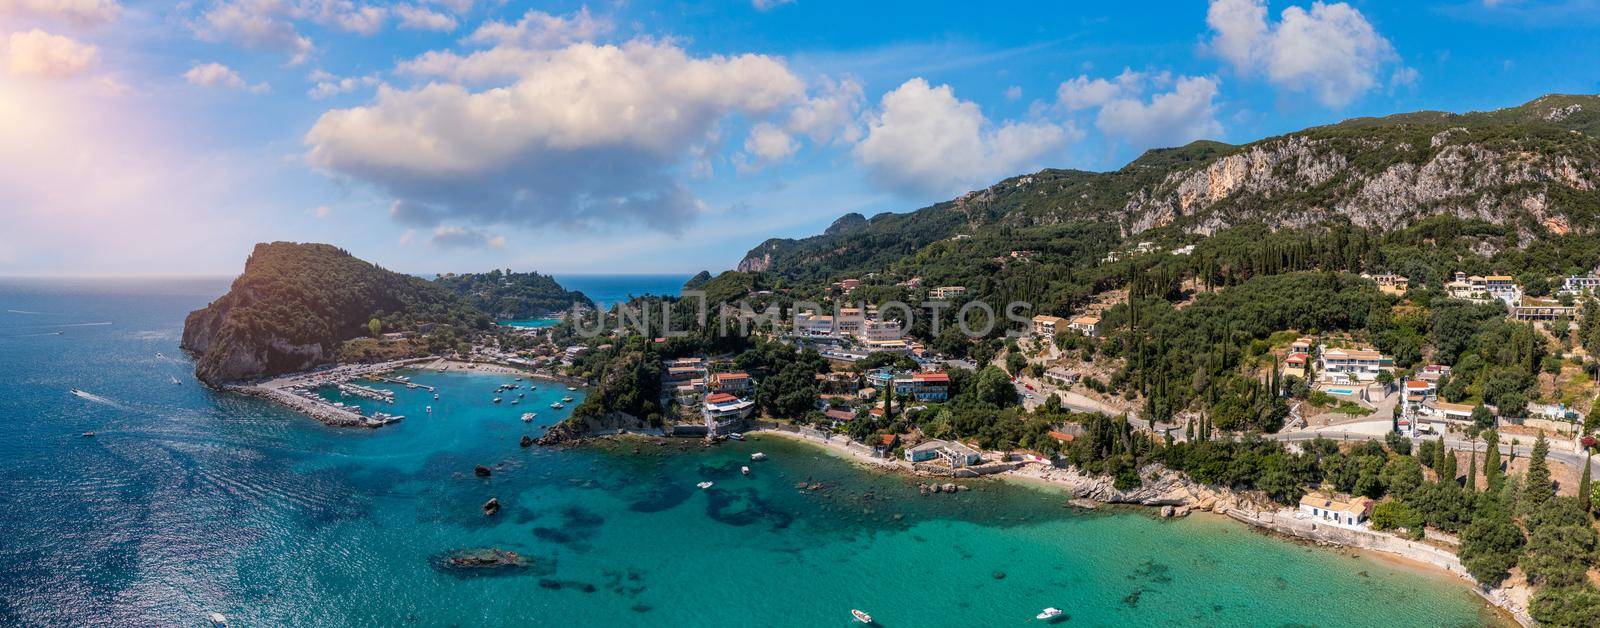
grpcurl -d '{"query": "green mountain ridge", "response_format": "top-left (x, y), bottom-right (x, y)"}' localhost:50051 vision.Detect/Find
top-left (739, 94), bottom-right (1600, 282)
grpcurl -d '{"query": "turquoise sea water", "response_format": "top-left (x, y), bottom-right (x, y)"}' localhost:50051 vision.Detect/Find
top-left (497, 318), bottom-right (561, 329)
top-left (0, 278), bottom-right (1504, 626)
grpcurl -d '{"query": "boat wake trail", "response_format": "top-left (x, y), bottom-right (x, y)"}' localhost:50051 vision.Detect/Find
top-left (6, 309), bottom-right (42, 314)
top-left (70, 389), bottom-right (127, 409)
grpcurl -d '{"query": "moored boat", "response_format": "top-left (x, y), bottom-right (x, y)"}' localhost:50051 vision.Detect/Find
top-left (852, 609), bottom-right (873, 624)
top-left (209, 612), bottom-right (229, 627)
top-left (1037, 607), bottom-right (1064, 621)
top-left (521, 412), bottom-right (536, 422)
top-left (741, 466), bottom-right (750, 475)
top-left (550, 402), bottom-right (564, 409)
top-left (750, 452), bottom-right (766, 461)
top-left (493, 398), bottom-right (502, 403)
top-left (727, 432), bottom-right (744, 441)
top-left (697, 481), bottom-right (714, 489)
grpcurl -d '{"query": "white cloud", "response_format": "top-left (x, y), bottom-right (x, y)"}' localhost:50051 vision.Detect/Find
top-left (307, 70), bottom-right (377, 99)
top-left (1205, 0), bottom-right (1397, 107)
top-left (1094, 75), bottom-right (1223, 149)
top-left (184, 62), bottom-right (269, 93)
top-left (463, 7), bottom-right (611, 48)
top-left (307, 39), bottom-right (805, 232)
top-left (855, 78), bottom-right (1075, 197)
top-left (6, 29), bottom-right (96, 78)
top-left (785, 76), bottom-right (863, 144)
top-left (194, 1), bottom-right (315, 65)
top-left (395, 46), bottom-right (543, 84)
top-left (1004, 85), bottom-right (1021, 101)
top-left (742, 122), bottom-right (797, 166)
top-left (431, 225), bottom-right (503, 249)
top-left (0, 0), bottom-right (122, 25)
top-left (752, 0), bottom-right (794, 10)
top-left (395, 4), bottom-right (455, 31)
top-left (192, 1), bottom-right (396, 63)
top-left (1056, 68), bottom-right (1147, 111)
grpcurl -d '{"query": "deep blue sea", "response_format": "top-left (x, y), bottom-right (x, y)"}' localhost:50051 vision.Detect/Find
top-left (0, 278), bottom-right (1504, 626)
top-left (554, 274), bottom-right (692, 311)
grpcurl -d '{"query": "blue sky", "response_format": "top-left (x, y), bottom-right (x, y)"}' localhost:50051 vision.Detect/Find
top-left (1, 0), bottom-right (1597, 277)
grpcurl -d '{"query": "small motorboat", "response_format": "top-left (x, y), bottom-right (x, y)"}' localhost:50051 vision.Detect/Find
top-left (1036, 607), bottom-right (1064, 621)
top-left (434, 393), bottom-right (440, 400)
top-left (741, 466), bottom-right (750, 476)
top-left (425, 405), bottom-right (433, 413)
top-left (561, 396), bottom-right (574, 403)
top-left (209, 612), bottom-right (229, 627)
top-left (550, 402), bottom-right (564, 409)
top-left (852, 609), bottom-right (873, 624)
top-left (493, 397), bottom-right (502, 403)
top-left (517, 393), bottom-right (524, 398)
top-left (511, 399), bottom-right (519, 405)
top-left (521, 412), bottom-right (536, 423)
top-left (697, 481), bottom-right (714, 490)
top-left (750, 452), bottom-right (766, 461)
top-left (727, 432), bottom-right (744, 441)
top-left (82, 432), bottom-right (95, 438)
top-left (170, 376), bottom-right (181, 385)
top-left (566, 386), bottom-right (577, 391)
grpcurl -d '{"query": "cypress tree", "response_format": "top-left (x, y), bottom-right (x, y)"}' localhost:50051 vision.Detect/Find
top-left (1441, 447), bottom-right (1458, 485)
top-left (1580, 453), bottom-right (1592, 516)
top-left (1484, 430), bottom-right (1503, 494)
top-left (1520, 432), bottom-right (1553, 514)
top-left (1466, 444), bottom-right (1477, 495)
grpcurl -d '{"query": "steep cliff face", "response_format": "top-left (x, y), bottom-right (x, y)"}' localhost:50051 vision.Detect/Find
top-left (738, 94), bottom-right (1600, 279)
top-left (181, 242), bottom-right (469, 385)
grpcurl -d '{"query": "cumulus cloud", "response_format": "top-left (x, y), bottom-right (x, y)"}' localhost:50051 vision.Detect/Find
top-left (785, 76), bottom-right (864, 145)
top-left (463, 7), bottom-right (611, 48)
top-left (752, 0), bottom-right (794, 10)
top-left (1056, 68), bottom-right (1147, 111)
top-left (741, 122), bottom-right (797, 167)
top-left (192, 1), bottom-right (395, 63)
top-left (855, 78), bottom-right (1075, 197)
top-left (6, 29), bottom-right (96, 78)
top-left (194, 1), bottom-right (315, 64)
top-left (307, 40), bottom-right (805, 232)
top-left (395, 46), bottom-right (543, 84)
top-left (307, 69), bottom-right (377, 99)
top-left (1204, 0), bottom-right (1398, 107)
top-left (430, 225), bottom-right (503, 249)
top-left (1094, 75), bottom-right (1222, 149)
top-left (0, 0), bottom-right (122, 25)
top-left (184, 62), bottom-right (269, 93)
top-left (395, 4), bottom-right (455, 31)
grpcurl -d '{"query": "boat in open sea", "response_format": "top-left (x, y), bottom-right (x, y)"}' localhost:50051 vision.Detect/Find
top-left (697, 481), bottom-right (713, 489)
top-left (1036, 607), bottom-right (1064, 621)
top-left (852, 609), bottom-right (873, 624)
top-left (550, 402), bottom-right (564, 409)
top-left (521, 413), bottom-right (536, 422)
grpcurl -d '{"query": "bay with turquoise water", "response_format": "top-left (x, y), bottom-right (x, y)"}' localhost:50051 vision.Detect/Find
top-left (500, 273), bottom-right (693, 328)
top-left (1, 277), bottom-right (1504, 626)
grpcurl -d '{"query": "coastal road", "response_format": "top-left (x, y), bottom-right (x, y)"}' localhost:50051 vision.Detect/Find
top-left (1265, 430), bottom-right (1600, 480)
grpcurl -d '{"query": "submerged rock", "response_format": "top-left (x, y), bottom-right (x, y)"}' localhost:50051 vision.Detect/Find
top-left (431, 548), bottom-right (529, 574)
top-left (520, 435), bottom-right (534, 448)
top-left (474, 465), bottom-right (492, 477)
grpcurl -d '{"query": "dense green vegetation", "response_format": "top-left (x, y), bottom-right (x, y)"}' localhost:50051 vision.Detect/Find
top-left (182, 242), bottom-right (491, 384)
top-left (435, 269), bottom-right (590, 319)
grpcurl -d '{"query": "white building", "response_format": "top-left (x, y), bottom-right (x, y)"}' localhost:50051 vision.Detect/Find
top-left (904, 439), bottom-right (982, 467)
top-left (929, 286), bottom-right (967, 299)
top-left (702, 393), bottom-right (755, 436)
top-left (1298, 492), bottom-right (1374, 527)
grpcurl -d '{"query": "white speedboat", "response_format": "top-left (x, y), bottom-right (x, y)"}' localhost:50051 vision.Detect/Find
top-left (561, 396), bottom-right (574, 402)
top-left (493, 397), bottom-right (502, 403)
top-left (750, 452), bottom-right (766, 461)
top-left (434, 393), bottom-right (440, 400)
top-left (727, 432), bottom-right (744, 441)
top-left (521, 412), bottom-right (536, 422)
top-left (566, 386), bottom-right (577, 391)
top-left (425, 405), bottom-right (432, 413)
top-left (852, 609), bottom-right (873, 624)
top-left (1036, 608), bottom-right (1064, 621)
top-left (741, 466), bottom-right (750, 476)
top-left (550, 402), bottom-right (564, 409)
top-left (209, 612), bottom-right (229, 627)
top-left (170, 376), bottom-right (181, 385)
top-left (697, 481), bottom-right (714, 489)
top-left (511, 399), bottom-right (519, 405)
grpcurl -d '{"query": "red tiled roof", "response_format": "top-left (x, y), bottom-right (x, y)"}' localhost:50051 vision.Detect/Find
top-left (1048, 431), bottom-right (1075, 442)
top-left (913, 372), bottom-right (950, 383)
top-left (704, 393), bottom-right (737, 404)
top-left (879, 434), bottom-right (898, 446)
top-left (716, 372), bottom-right (750, 381)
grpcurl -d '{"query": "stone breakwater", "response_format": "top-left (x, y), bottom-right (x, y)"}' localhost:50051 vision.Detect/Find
top-left (233, 385), bottom-right (372, 428)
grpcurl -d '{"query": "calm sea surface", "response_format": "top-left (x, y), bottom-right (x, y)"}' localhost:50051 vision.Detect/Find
top-left (0, 278), bottom-right (1503, 626)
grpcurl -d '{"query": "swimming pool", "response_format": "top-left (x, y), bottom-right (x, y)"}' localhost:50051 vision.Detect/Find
top-left (1327, 388), bottom-right (1354, 395)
